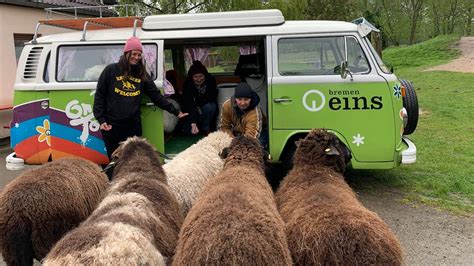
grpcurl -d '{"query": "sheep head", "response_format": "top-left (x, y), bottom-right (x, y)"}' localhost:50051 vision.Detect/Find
top-left (220, 136), bottom-right (269, 170)
top-left (293, 129), bottom-right (351, 174)
top-left (111, 136), bottom-right (164, 179)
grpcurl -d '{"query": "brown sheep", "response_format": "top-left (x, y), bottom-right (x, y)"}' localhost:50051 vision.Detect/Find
top-left (275, 129), bottom-right (403, 265)
top-left (44, 137), bottom-right (183, 265)
top-left (173, 136), bottom-right (292, 266)
top-left (0, 157), bottom-right (108, 266)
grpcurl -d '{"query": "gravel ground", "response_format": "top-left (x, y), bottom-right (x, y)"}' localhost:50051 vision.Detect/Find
top-left (427, 37), bottom-right (474, 73)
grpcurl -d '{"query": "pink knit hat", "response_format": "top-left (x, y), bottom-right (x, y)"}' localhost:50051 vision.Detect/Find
top-left (123, 37), bottom-right (143, 53)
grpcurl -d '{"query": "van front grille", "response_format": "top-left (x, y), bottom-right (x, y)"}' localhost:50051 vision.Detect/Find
top-left (23, 47), bottom-right (43, 80)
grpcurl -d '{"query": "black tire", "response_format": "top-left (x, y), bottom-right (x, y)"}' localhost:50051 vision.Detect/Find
top-left (400, 79), bottom-right (419, 135)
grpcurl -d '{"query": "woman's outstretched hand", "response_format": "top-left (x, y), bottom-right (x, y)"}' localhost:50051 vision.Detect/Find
top-left (178, 111), bottom-right (189, 119)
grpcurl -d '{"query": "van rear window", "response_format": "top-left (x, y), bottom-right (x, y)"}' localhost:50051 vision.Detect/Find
top-left (57, 44), bottom-right (157, 82)
top-left (278, 36), bottom-right (369, 76)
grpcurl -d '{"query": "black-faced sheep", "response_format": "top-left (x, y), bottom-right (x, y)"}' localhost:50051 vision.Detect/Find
top-left (163, 131), bottom-right (232, 216)
top-left (275, 129), bottom-right (403, 265)
top-left (0, 157), bottom-right (108, 266)
top-left (44, 137), bottom-right (183, 265)
top-left (173, 136), bottom-right (292, 266)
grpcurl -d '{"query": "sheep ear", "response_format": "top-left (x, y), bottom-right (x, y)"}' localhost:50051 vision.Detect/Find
top-left (110, 149), bottom-right (120, 160)
top-left (219, 147), bottom-right (230, 159)
top-left (324, 145), bottom-right (340, 156)
top-left (295, 140), bottom-right (302, 147)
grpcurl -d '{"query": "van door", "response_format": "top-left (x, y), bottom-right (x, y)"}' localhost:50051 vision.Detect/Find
top-left (270, 34), bottom-right (396, 163)
top-left (140, 40), bottom-right (165, 155)
top-left (48, 41), bottom-right (163, 164)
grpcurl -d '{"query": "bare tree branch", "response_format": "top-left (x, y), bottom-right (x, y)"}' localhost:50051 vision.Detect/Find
top-left (141, 1), bottom-right (165, 14)
top-left (185, 1), bottom-right (207, 13)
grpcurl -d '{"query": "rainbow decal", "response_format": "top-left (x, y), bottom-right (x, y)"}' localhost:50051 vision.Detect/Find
top-left (11, 99), bottom-right (109, 165)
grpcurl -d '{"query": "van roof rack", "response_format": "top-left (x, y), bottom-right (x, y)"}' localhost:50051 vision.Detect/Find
top-left (32, 4), bottom-right (145, 44)
top-left (142, 9), bottom-right (284, 31)
top-left (32, 16), bottom-right (143, 43)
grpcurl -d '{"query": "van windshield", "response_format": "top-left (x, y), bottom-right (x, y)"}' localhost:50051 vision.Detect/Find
top-left (364, 37), bottom-right (391, 73)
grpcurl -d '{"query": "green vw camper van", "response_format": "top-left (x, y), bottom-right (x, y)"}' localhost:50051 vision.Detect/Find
top-left (10, 9), bottom-right (417, 169)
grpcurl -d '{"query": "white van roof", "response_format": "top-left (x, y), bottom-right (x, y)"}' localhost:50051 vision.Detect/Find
top-left (35, 10), bottom-right (358, 43)
top-left (142, 9), bottom-right (285, 30)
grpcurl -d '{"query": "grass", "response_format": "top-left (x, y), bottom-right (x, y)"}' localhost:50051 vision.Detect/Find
top-left (347, 35), bottom-right (474, 214)
top-left (383, 35), bottom-right (462, 68)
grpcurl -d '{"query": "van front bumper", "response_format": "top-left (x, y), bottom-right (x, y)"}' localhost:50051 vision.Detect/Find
top-left (401, 137), bottom-right (416, 164)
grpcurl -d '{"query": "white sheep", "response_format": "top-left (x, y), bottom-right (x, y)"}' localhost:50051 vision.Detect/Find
top-left (163, 98), bottom-right (180, 133)
top-left (163, 131), bottom-right (232, 216)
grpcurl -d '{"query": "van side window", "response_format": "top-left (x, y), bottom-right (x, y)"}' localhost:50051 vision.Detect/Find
top-left (43, 52), bottom-right (51, 83)
top-left (278, 36), bottom-right (369, 75)
top-left (183, 46), bottom-right (240, 74)
top-left (56, 44), bottom-right (158, 82)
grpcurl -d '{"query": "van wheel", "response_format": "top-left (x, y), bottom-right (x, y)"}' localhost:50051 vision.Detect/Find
top-left (400, 79), bottom-right (419, 135)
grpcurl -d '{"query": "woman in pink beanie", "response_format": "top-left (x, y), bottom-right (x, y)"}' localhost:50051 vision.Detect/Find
top-left (93, 36), bottom-right (188, 161)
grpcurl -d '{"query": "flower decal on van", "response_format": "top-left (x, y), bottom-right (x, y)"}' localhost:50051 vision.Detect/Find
top-left (393, 84), bottom-right (402, 99)
top-left (36, 119), bottom-right (51, 146)
top-left (352, 133), bottom-right (365, 147)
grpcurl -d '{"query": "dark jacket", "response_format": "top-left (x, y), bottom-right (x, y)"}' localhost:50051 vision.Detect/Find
top-left (181, 74), bottom-right (217, 124)
top-left (93, 63), bottom-right (179, 125)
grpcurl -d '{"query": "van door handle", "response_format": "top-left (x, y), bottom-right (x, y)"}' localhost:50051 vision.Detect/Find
top-left (273, 98), bottom-right (292, 103)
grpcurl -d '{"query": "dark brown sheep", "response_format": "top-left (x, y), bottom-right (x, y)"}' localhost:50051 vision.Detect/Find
top-left (44, 137), bottom-right (183, 265)
top-left (0, 157), bottom-right (108, 266)
top-left (173, 136), bottom-right (292, 266)
top-left (275, 129), bottom-right (403, 265)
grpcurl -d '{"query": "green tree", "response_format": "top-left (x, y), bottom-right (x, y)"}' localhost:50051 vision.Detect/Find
top-left (266, 0), bottom-right (307, 20)
top-left (379, 0), bottom-right (407, 45)
top-left (402, 0), bottom-right (425, 44)
top-left (118, 0), bottom-right (207, 14)
top-left (305, 0), bottom-right (356, 21)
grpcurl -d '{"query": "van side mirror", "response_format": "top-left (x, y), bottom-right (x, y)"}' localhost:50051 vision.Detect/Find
top-left (340, 61), bottom-right (353, 81)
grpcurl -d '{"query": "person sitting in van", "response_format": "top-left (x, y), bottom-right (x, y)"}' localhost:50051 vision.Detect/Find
top-left (93, 36), bottom-right (188, 158)
top-left (220, 82), bottom-right (268, 148)
top-left (181, 60), bottom-right (218, 136)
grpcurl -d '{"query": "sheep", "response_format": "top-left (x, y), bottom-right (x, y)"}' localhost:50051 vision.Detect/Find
top-left (43, 136), bottom-right (183, 265)
top-left (0, 157), bottom-right (108, 266)
top-left (275, 129), bottom-right (403, 265)
top-left (163, 130), bottom-right (232, 216)
top-left (163, 98), bottom-right (180, 133)
top-left (173, 136), bottom-right (293, 266)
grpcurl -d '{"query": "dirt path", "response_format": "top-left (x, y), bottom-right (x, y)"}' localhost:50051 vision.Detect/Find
top-left (427, 37), bottom-right (474, 73)
top-left (356, 186), bottom-right (473, 265)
